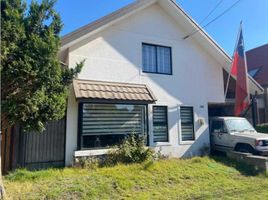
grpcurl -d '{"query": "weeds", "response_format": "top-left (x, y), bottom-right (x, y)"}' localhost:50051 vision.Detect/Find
top-left (4, 157), bottom-right (268, 200)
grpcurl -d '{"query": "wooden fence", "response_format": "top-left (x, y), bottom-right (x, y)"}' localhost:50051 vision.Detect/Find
top-left (1, 125), bottom-right (16, 174)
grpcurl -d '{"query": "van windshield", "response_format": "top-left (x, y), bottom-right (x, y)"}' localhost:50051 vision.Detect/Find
top-left (225, 119), bottom-right (255, 133)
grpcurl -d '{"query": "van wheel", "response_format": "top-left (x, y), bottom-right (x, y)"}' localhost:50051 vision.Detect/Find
top-left (235, 144), bottom-right (254, 154)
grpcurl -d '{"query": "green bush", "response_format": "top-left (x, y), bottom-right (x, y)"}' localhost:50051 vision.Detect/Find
top-left (106, 134), bottom-right (154, 165)
top-left (75, 156), bottom-right (100, 170)
top-left (256, 123), bottom-right (268, 133)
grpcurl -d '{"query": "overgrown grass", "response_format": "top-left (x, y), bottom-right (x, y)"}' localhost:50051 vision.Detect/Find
top-left (4, 156), bottom-right (268, 200)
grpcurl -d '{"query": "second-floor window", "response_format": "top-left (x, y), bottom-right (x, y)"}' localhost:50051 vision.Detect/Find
top-left (142, 43), bottom-right (172, 75)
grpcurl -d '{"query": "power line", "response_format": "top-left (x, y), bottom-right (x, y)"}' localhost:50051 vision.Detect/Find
top-left (199, 0), bottom-right (223, 26)
top-left (187, 0), bottom-right (223, 36)
top-left (183, 0), bottom-right (242, 40)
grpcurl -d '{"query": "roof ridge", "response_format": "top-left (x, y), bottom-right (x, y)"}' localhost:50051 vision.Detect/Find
top-left (79, 89), bottom-right (148, 94)
top-left (246, 43), bottom-right (268, 53)
top-left (61, 0), bottom-right (155, 47)
top-left (75, 78), bottom-right (148, 88)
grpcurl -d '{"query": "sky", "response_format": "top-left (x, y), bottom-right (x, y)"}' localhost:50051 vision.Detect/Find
top-left (31, 0), bottom-right (268, 56)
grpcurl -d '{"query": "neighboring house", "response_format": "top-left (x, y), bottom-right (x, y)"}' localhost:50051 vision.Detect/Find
top-left (58, 0), bottom-right (263, 166)
top-left (247, 44), bottom-right (268, 124)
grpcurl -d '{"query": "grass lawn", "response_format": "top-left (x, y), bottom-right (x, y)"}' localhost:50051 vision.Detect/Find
top-left (4, 156), bottom-right (268, 200)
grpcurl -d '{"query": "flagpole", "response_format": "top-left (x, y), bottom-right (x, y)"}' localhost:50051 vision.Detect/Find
top-left (242, 22), bottom-right (251, 107)
top-left (224, 64), bottom-right (232, 98)
top-left (224, 21), bottom-right (243, 99)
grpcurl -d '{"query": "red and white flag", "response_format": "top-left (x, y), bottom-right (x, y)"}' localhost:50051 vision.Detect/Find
top-left (231, 25), bottom-right (250, 116)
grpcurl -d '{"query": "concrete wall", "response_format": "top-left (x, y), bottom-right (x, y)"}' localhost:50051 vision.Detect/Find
top-left (65, 4), bottom-right (225, 165)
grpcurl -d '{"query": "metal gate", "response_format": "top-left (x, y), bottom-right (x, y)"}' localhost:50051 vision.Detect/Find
top-left (19, 118), bottom-right (66, 170)
top-left (1, 118), bottom-right (66, 173)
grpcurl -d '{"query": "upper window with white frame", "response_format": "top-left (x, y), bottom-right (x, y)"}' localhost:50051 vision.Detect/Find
top-left (142, 43), bottom-right (172, 75)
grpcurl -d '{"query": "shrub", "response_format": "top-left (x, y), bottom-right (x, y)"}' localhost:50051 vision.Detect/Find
top-left (106, 134), bottom-right (154, 165)
top-left (256, 123), bottom-right (268, 133)
top-left (75, 156), bottom-right (99, 170)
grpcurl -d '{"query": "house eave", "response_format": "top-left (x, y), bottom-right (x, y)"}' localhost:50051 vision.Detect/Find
top-left (60, 0), bottom-right (156, 51)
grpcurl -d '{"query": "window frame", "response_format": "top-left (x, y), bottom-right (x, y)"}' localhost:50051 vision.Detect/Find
top-left (142, 43), bottom-right (173, 75)
top-left (210, 120), bottom-right (228, 134)
top-left (77, 102), bottom-right (149, 150)
top-left (179, 106), bottom-right (195, 143)
top-left (152, 105), bottom-right (169, 143)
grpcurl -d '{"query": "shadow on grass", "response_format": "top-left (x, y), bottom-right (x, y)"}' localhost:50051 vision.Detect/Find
top-left (211, 155), bottom-right (265, 177)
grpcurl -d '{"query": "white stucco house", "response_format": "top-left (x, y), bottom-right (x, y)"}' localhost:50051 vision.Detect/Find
top-left (59, 0), bottom-right (263, 166)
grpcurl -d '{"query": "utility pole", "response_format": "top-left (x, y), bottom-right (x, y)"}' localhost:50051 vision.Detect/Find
top-left (251, 92), bottom-right (258, 128)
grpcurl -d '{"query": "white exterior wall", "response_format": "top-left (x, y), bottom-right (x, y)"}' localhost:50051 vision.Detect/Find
top-left (65, 4), bottom-right (225, 165)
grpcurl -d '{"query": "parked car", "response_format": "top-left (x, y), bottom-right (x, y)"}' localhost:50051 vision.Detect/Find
top-left (209, 117), bottom-right (268, 156)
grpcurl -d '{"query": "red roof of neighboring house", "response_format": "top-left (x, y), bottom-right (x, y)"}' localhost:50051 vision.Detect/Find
top-left (246, 44), bottom-right (268, 87)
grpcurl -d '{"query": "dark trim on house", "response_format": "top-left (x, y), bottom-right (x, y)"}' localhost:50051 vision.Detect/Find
top-left (77, 103), bottom-right (83, 150)
top-left (142, 42), bottom-right (173, 75)
top-left (166, 106), bottom-right (169, 142)
top-left (146, 104), bottom-right (150, 146)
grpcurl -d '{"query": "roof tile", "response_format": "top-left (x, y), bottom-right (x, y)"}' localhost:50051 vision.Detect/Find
top-left (73, 79), bottom-right (157, 102)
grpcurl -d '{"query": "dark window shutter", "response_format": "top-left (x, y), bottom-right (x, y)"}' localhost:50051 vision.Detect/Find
top-left (81, 104), bottom-right (146, 148)
top-left (153, 106), bottom-right (168, 142)
top-left (180, 107), bottom-right (194, 141)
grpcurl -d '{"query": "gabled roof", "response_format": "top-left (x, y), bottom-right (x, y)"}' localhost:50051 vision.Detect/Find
top-left (60, 0), bottom-right (263, 94)
top-left (246, 44), bottom-right (268, 87)
top-left (61, 0), bottom-right (156, 49)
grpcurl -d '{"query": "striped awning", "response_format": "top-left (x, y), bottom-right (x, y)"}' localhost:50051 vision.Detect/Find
top-left (73, 79), bottom-right (157, 103)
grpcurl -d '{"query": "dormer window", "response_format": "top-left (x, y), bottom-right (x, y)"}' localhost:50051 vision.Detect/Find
top-left (142, 43), bottom-right (172, 75)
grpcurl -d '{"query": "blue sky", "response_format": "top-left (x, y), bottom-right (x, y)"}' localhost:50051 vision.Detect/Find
top-left (33, 0), bottom-right (268, 56)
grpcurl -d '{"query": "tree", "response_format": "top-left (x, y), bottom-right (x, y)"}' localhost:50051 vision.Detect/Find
top-left (0, 0), bottom-right (83, 198)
